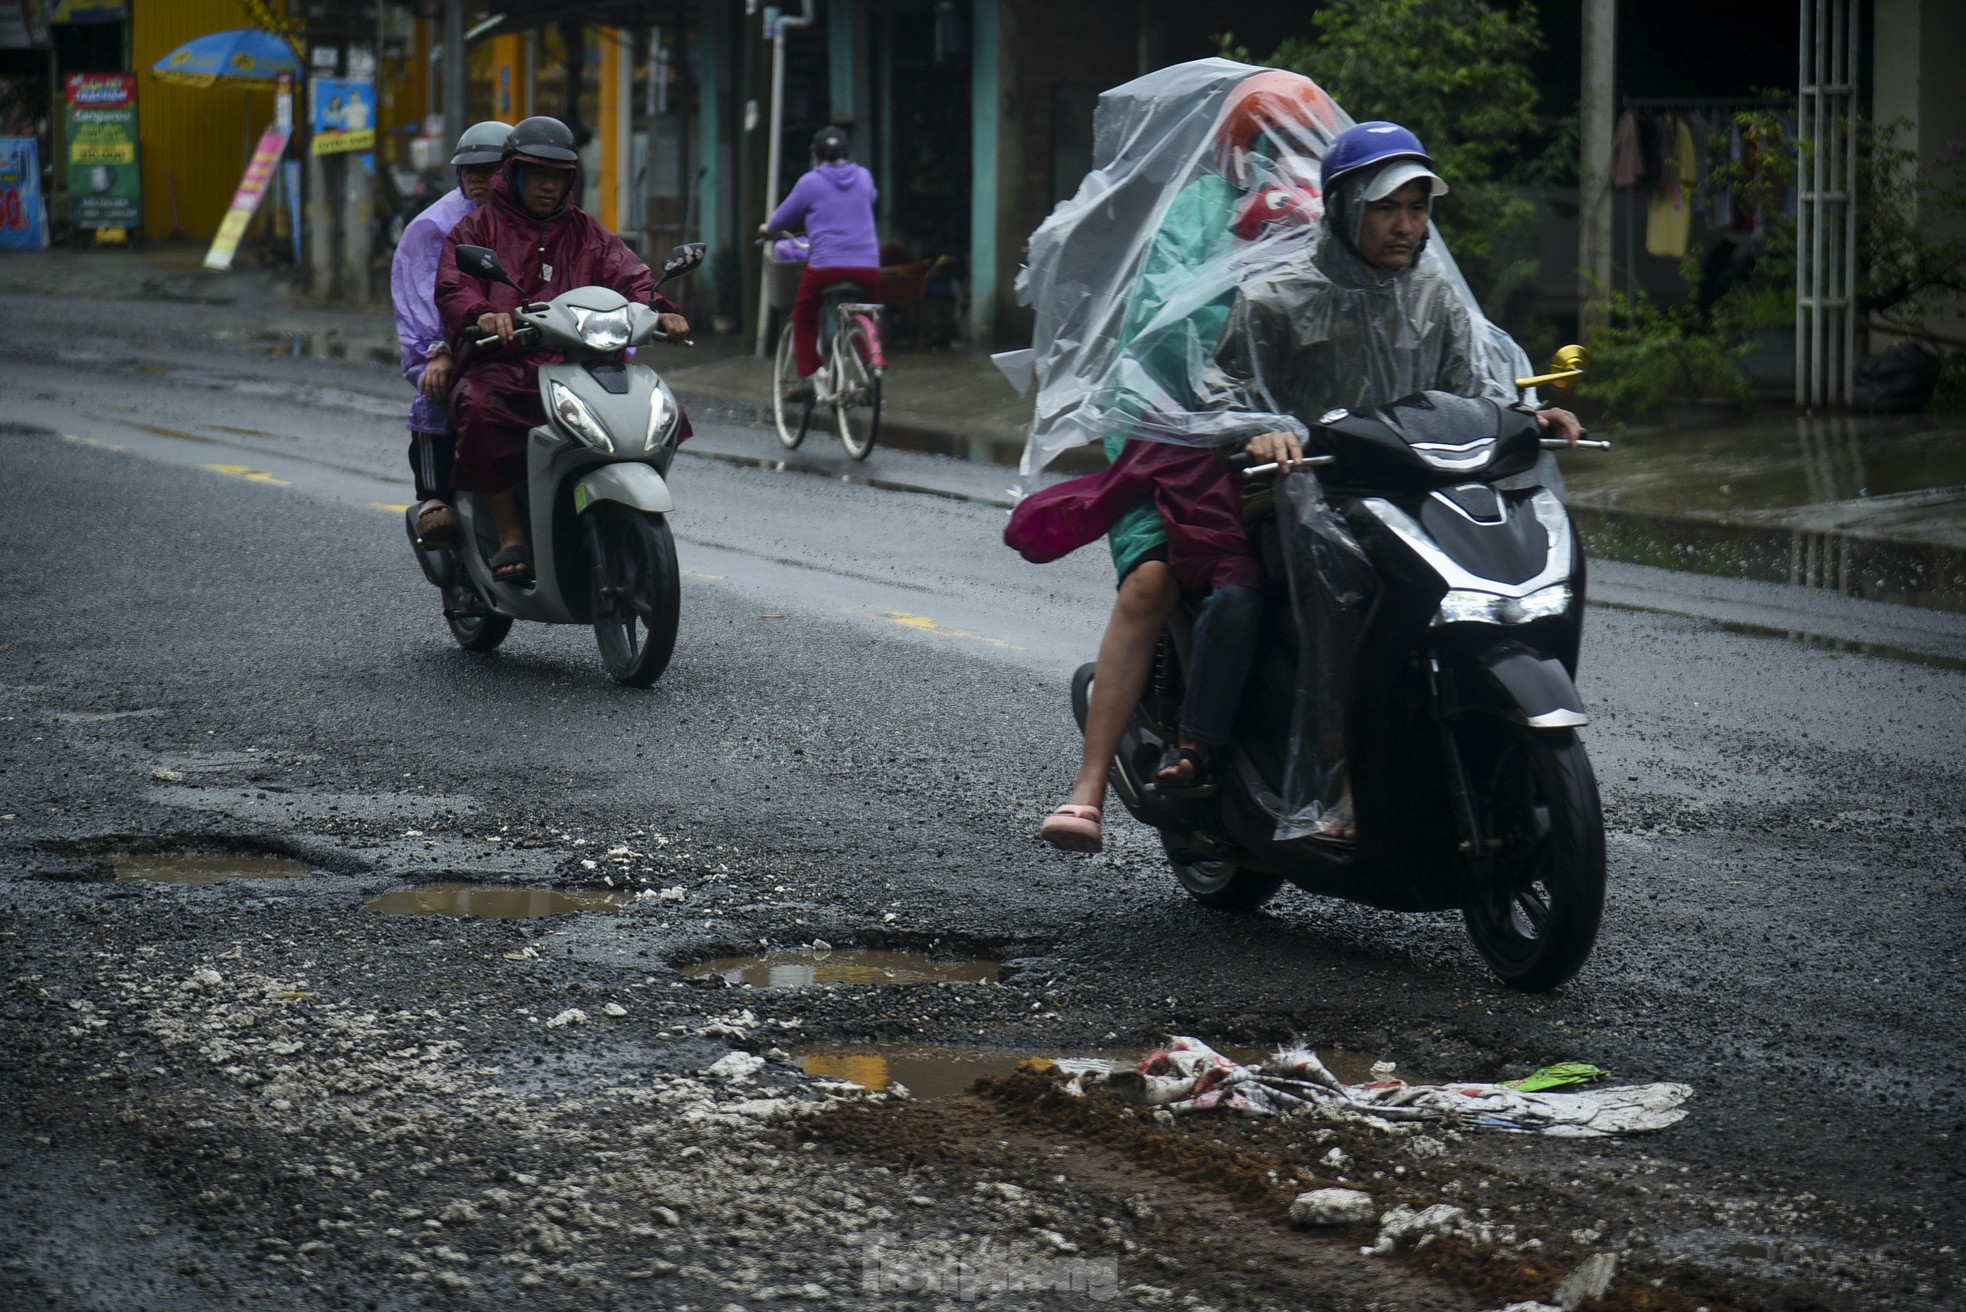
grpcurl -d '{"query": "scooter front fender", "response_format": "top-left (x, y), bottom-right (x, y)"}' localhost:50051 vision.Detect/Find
top-left (1462, 641), bottom-right (1588, 728)
top-left (573, 463), bottom-right (674, 516)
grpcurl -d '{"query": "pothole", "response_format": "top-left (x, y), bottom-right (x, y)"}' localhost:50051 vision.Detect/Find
top-left (363, 882), bottom-right (635, 918)
top-left (794, 1042), bottom-right (1382, 1101)
top-left (112, 853), bottom-right (321, 884)
top-left (682, 947), bottom-right (999, 988)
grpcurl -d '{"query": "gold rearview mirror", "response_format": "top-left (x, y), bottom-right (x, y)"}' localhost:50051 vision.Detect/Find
top-left (1515, 344), bottom-right (1589, 390)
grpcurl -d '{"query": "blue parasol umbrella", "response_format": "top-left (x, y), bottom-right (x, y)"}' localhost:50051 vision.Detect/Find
top-left (151, 28), bottom-right (301, 90)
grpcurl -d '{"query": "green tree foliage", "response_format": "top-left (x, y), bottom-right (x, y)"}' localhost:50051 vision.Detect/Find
top-left (1220, 0), bottom-right (1554, 323)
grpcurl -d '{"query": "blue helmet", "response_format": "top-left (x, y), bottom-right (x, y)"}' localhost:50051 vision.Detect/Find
top-left (1320, 121), bottom-right (1446, 198)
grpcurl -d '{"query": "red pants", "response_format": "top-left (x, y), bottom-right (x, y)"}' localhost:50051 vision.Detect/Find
top-left (792, 265), bottom-right (879, 377)
top-left (451, 357), bottom-right (694, 494)
top-left (451, 359), bottom-right (543, 494)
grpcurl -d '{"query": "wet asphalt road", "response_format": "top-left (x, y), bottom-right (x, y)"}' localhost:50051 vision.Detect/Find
top-left (2, 289), bottom-right (1964, 1310)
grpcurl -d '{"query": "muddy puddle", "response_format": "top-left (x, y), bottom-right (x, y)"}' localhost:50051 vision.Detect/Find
top-left (682, 947), bottom-right (999, 988)
top-left (364, 883), bottom-right (635, 918)
top-left (795, 1041), bottom-right (1383, 1100)
top-left (112, 853), bottom-right (320, 884)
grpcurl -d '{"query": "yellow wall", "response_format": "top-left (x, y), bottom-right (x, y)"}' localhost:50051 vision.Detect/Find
top-left (598, 29), bottom-right (624, 233)
top-left (132, 0), bottom-right (284, 240)
top-left (491, 34), bottom-right (528, 124)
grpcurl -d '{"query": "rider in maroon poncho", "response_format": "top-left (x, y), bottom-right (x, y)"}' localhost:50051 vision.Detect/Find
top-left (437, 115), bottom-right (693, 585)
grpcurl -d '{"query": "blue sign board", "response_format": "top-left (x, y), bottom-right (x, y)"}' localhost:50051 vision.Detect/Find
top-left (0, 136), bottom-right (50, 250)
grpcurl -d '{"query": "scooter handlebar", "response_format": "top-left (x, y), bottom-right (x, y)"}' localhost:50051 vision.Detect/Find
top-left (1541, 437), bottom-right (1611, 450)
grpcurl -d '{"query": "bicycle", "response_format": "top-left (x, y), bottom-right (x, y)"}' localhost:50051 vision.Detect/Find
top-left (764, 239), bottom-right (886, 460)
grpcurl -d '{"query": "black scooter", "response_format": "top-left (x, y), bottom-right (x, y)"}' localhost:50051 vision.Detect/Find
top-left (1077, 351), bottom-right (1610, 991)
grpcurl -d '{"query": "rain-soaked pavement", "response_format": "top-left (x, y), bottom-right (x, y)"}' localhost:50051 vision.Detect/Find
top-left (1, 249), bottom-right (1963, 1312)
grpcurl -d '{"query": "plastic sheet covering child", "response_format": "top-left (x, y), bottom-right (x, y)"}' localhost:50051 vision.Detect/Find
top-left (1007, 58), bottom-right (1558, 843)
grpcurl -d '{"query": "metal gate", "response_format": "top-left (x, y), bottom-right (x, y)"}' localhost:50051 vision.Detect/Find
top-left (1795, 0), bottom-right (1861, 407)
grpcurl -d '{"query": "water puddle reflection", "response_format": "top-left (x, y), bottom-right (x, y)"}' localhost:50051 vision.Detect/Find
top-left (683, 948), bottom-right (998, 988)
top-left (365, 883), bottom-right (634, 918)
top-left (795, 1042), bottom-right (1380, 1101)
top-left (113, 853), bottom-right (319, 884)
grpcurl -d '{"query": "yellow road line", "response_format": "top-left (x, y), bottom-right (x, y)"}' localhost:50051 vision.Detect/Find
top-left (877, 609), bottom-right (1021, 651)
top-left (203, 463), bottom-right (292, 487)
top-left (373, 502), bottom-right (411, 513)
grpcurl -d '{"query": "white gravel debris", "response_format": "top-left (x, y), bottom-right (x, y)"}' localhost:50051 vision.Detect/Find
top-left (704, 1051), bottom-right (766, 1081)
top-left (603, 1003), bottom-right (628, 1018)
top-left (1363, 1203), bottom-right (1468, 1256)
top-left (545, 1009), bottom-right (587, 1029)
top-left (1553, 1252), bottom-right (1618, 1309)
top-left (1288, 1188), bottom-right (1376, 1227)
top-left (187, 968), bottom-right (224, 990)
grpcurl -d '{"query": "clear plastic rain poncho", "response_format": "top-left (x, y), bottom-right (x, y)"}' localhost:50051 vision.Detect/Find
top-left (1009, 58), bottom-right (1551, 841)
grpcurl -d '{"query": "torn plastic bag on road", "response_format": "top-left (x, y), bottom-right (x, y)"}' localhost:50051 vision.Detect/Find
top-left (1084, 1037), bottom-right (1690, 1137)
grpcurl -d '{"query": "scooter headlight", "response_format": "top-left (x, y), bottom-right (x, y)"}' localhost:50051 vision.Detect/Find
top-left (643, 385), bottom-right (674, 449)
top-left (1433, 582), bottom-right (1572, 627)
top-left (572, 306), bottom-right (632, 352)
top-left (548, 379), bottom-right (614, 452)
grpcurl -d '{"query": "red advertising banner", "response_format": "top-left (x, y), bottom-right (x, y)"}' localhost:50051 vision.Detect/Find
top-left (204, 125), bottom-right (290, 270)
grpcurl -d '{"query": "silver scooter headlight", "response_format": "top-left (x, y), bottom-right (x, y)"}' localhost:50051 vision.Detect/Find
top-left (548, 379), bottom-right (614, 452)
top-left (643, 385), bottom-right (674, 449)
top-left (572, 306), bottom-right (632, 352)
top-left (1432, 582), bottom-right (1572, 626)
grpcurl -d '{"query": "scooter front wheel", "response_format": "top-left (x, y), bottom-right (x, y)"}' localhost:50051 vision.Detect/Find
top-left (1457, 723), bottom-right (1606, 992)
top-left (588, 504), bottom-right (681, 687)
top-left (1162, 835), bottom-right (1284, 912)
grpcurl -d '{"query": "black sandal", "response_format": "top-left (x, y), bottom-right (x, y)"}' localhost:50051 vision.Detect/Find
top-left (489, 544), bottom-right (533, 586)
top-left (1151, 743), bottom-right (1217, 798)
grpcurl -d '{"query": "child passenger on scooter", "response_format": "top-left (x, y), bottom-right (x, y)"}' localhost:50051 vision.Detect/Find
top-left (1006, 68), bottom-right (1338, 853)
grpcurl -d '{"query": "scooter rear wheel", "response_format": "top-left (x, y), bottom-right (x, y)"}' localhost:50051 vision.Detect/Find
top-left (1162, 836), bottom-right (1284, 912)
top-left (589, 504), bottom-right (681, 687)
top-left (1457, 723), bottom-right (1606, 992)
top-left (448, 612), bottom-right (513, 652)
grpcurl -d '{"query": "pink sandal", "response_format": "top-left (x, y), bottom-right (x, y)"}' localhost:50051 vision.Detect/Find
top-left (1040, 803), bottom-right (1103, 853)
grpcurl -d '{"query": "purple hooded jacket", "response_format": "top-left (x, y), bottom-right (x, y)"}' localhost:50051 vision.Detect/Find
top-left (389, 186), bottom-right (478, 432)
top-left (765, 161), bottom-right (879, 269)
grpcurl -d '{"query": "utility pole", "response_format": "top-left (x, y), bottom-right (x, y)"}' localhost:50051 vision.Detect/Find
top-left (754, 1), bottom-right (814, 357)
top-left (442, 0), bottom-right (466, 146)
top-left (1579, 0), bottom-right (1615, 339)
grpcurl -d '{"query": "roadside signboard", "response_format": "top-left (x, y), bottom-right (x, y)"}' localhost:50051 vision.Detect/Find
top-left (204, 125), bottom-right (290, 270)
top-left (63, 72), bottom-right (140, 230)
top-left (310, 76), bottom-right (375, 156)
top-left (0, 135), bottom-right (50, 250)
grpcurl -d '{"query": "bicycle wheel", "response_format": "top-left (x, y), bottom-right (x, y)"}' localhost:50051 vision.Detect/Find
top-left (771, 321), bottom-right (814, 450)
top-left (833, 319), bottom-right (882, 461)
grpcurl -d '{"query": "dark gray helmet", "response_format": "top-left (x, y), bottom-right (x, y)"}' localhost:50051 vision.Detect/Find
top-left (811, 126), bottom-right (849, 162)
top-left (450, 120), bottom-right (512, 167)
top-left (504, 115), bottom-right (579, 165)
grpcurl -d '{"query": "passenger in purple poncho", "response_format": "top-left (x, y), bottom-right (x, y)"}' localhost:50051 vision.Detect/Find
top-left (389, 120), bottom-right (509, 546)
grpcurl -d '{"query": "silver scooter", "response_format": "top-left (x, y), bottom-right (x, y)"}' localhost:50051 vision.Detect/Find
top-left (404, 242), bottom-right (704, 686)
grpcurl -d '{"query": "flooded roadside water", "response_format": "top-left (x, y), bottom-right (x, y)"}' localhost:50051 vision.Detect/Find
top-left (1564, 411), bottom-right (1966, 612)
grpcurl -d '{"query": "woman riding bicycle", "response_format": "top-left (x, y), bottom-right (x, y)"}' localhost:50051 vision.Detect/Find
top-left (760, 126), bottom-right (880, 402)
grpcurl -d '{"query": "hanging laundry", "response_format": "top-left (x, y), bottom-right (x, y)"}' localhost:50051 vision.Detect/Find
top-left (1647, 115), bottom-right (1699, 258)
top-left (1612, 109), bottom-right (1642, 188)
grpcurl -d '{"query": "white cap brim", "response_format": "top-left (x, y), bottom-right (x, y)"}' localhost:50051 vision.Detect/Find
top-left (1363, 159), bottom-right (1448, 201)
